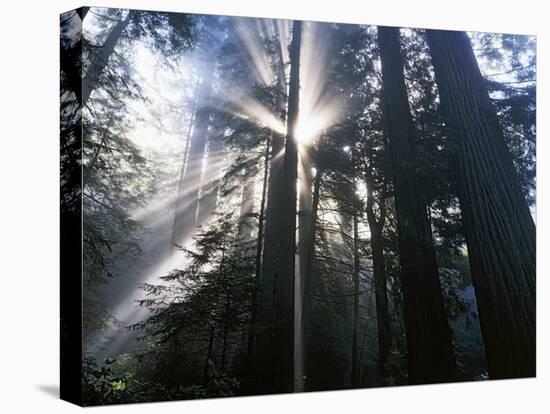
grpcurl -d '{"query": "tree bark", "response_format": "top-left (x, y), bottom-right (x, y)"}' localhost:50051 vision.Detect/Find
top-left (426, 29), bottom-right (536, 379)
top-left (253, 20), bottom-right (302, 393)
top-left (377, 26), bottom-right (457, 384)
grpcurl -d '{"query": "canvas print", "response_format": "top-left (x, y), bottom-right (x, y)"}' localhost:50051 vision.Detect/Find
top-left (60, 6), bottom-right (536, 406)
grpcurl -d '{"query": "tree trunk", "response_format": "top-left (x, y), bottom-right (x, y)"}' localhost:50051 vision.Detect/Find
top-left (170, 78), bottom-right (200, 244)
top-left (365, 176), bottom-right (392, 382)
top-left (365, 181), bottom-right (392, 382)
top-left (253, 20), bottom-right (302, 394)
top-left (296, 156), bottom-right (313, 391)
top-left (82, 12), bottom-right (131, 106)
top-left (302, 170), bottom-right (322, 390)
top-left (197, 116), bottom-right (225, 225)
top-left (350, 196), bottom-right (361, 387)
top-left (246, 135), bottom-right (271, 368)
top-left (426, 29), bottom-right (536, 379)
top-left (377, 26), bottom-right (457, 384)
top-left (237, 165), bottom-right (258, 242)
top-left (203, 325), bottom-right (215, 384)
top-left (171, 59), bottom-right (215, 245)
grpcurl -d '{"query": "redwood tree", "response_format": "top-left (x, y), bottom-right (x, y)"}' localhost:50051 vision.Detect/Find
top-left (252, 20), bottom-right (302, 393)
top-left (377, 26), bottom-right (457, 384)
top-left (426, 29), bottom-right (536, 379)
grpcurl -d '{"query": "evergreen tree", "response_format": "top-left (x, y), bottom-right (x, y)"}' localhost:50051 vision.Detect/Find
top-left (426, 29), bottom-right (536, 379)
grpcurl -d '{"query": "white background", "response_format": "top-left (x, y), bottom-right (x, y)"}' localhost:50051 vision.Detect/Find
top-left (0, 0), bottom-right (547, 412)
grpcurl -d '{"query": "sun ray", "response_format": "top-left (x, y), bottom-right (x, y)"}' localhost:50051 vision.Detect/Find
top-left (234, 17), bottom-right (275, 86)
top-left (217, 86), bottom-right (286, 134)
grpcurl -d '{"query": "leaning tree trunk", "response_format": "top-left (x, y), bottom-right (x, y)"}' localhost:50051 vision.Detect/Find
top-left (82, 12), bottom-right (131, 105)
top-left (426, 29), bottom-right (536, 379)
top-left (171, 59), bottom-right (215, 245)
top-left (253, 20), bottom-right (302, 394)
top-left (377, 26), bottom-right (457, 384)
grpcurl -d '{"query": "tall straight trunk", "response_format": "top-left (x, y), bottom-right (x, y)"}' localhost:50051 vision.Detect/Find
top-left (237, 165), bottom-right (258, 241)
top-left (203, 325), bottom-right (215, 384)
top-left (171, 78), bottom-right (200, 244)
top-left (253, 20), bottom-right (302, 394)
top-left (221, 278), bottom-right (231, 371)
top-left (171, 59), bottom-right (216, 245)
top-left (426, 29), bottom-right (536, 379)
top-left (364, 173), bottom-right (392, 380)
top-left (365, 177), bottom-right (392, 382)
top-left (82, 12), bottom-right (131, 105)
top-left (296, 157), bottom-right (313, 390)
top-left (246, 136), bottom-right (271, 367)
top-left (302, 170), bottom-right (322, 390)
top-left (377, 26), bottom-right (457, 384)
top-left (298, 162), bottom-right (313, 300)
top-left (197, 117), bottom-right (225, 225)
top-left (350, 198), bottom-right (361, 387)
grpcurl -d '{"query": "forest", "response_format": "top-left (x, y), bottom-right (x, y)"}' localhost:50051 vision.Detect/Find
top-left (60, 7), bottom-right (536, 405)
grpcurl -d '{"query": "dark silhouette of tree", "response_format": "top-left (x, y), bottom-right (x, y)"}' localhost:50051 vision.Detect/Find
top-left (377, 26), bottom-right (457, 384)
top-left (253, 20), bottom-right (302, 394)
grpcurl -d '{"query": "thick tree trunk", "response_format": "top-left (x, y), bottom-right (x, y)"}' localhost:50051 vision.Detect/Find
top-left (426, 29), bottom-right (536, 379)
top-left (171, 59), bottom-right (215, 245)
top-left (253, 20), bottom-right (302, 394)
top-left (377, 26), bottom-right (457, 384)
top-left (82, 12), bottom-right (131, 106)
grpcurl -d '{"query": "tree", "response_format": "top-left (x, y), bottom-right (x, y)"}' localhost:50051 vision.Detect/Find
top-left (81, 9), bottom-right (195, 106)
top-left (377, 26), bottom-right (457, 384)
top-left (253, 20), bottom-right (302, 394)
top-left (364, 170), bottom-right (392, 381)
top-left (426, 29), bottom-right (536, 379)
